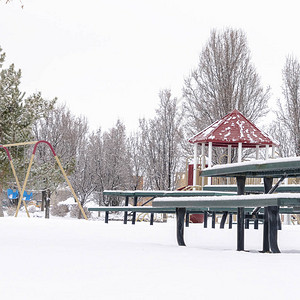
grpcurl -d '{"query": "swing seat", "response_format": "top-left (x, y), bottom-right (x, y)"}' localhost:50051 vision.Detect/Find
top-left (22, 191), bottom-right (33, 201)
top-left (7, 189), bottom-right (19, 200)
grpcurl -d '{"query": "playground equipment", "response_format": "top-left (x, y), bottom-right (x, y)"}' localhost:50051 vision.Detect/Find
top-left (7, 189), bottom-right (19, 200)
top-left (1, 140), bottom-right (87, 220)
top-left (7, 189), bottom-right (33, 201)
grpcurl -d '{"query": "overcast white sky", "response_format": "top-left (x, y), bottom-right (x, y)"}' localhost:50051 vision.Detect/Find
top-left (0, 0), bottom-right (299, 132)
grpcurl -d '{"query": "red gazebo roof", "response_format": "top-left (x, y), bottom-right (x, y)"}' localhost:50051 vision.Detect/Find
top-left (189, 109), bottom-right (276, 148)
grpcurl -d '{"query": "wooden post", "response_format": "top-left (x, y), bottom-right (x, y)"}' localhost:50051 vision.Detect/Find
top-left (9, 160), bottom-right (30, 218)
top-left (15, 154), bottom-right (35, 217)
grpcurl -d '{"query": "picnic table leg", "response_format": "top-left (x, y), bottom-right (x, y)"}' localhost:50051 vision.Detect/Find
top-left (236, 176), bottom-right (246, 251)
top-left (254, 218), bottom-right (259, 230)
top-left (220, 211), bottom-right (228, 229)
top-left (204, 211), bottom-right (208, 228)
top-left (277, 214), bottom-right (282, 230)
top-left (262, 208), bottom-right (270, 252)
top-left (124, 196), bottom-right (129, 224)
top-left (176, 208), bottom-right (186, 246)
top-left (237, 207), bottom-right (245, 251)
top-left (150, 213), bottom-right (154, 225)
top-left (185, 213), bottom-right (190, 227)
top-left (105, 211), bottom-right (109, 223)
top-left (262, 177), bottom-right (273, 252)
top-left (245, 213), bottom-right (250, 229)
top-left (229, 213), bottom-right (233, 229)
top-left (212, 211), bottom-right (216, 229)
top-left (269, 206), bottom-right (280, 253)
top-left (132, 196), bottom-right (138, 225)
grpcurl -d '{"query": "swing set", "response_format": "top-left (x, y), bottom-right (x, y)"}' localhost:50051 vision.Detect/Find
top-left (1, 140), bottom-right (87, 220)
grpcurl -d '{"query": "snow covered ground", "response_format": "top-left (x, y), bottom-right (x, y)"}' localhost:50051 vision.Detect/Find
top-left (1, 215), bottom-right (300, 300)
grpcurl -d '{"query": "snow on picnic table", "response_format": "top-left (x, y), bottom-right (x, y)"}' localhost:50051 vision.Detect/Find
top-left (0, 216), bottom-right (300, 300)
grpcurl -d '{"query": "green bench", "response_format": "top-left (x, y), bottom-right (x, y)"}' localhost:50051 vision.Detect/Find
top-left (100, 190), bottom-right (236, 225)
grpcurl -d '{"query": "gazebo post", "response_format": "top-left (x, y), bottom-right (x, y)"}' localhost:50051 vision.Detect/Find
top-left (272, 144), bottom-right (275, 158)
top-left (265, 145), bottom-right (269, 160)
top-left (256, 145), bottom-right (259, 160)
top-left (227, 145), bottom-right (232, 184)
top-left (201, 143), bottom-right (205, 188)
top-left (238, 142), bottom-right (242, 163)
top-left (227, 145), bottom-right (232, 164)
top-left (193, 143), bottom-right (198, 190)
top-left (208, 142), bottom-right (212, 185)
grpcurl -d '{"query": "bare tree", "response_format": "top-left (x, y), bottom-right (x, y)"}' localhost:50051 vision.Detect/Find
top-left (69, 133), bottom-right (96, 218)
top-left (139, 89), bottom-right (183, 190)
top-left (127, 132), bottom-right (144, 190)
top-left (91, 121), bottom-right (133, 205)
top-left (183, 28), bottom-right (270, 135)
top-left (33, 104), bottom-right (90, 200)
top-left (274, 55), bottom-right (300, 156)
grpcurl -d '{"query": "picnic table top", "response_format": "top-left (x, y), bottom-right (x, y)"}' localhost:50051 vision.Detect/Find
top-left (103, 190), bottom-right (235, 197)
top-left (152, 193), bottom-right (300, 208)
top-left (200, 157), bottom-right (300, 178)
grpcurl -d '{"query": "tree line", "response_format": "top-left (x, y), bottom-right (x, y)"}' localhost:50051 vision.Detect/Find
top-left (0, 28), bottom-right (300, 215)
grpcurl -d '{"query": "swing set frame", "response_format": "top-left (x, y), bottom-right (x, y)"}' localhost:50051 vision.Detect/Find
top-left (1, 140), bottom-right (87, 220)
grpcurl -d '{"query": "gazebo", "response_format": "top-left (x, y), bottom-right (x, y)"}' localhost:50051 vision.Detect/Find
top-left (188, 109), bottom-right (277, 186)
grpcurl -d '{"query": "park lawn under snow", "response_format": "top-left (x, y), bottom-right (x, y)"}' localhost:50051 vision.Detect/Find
top-left (1, 216), bottom-right (300, 300)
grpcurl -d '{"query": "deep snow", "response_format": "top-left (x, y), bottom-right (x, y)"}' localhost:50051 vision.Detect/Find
top-left (1, 215), bottom-right (300, 300)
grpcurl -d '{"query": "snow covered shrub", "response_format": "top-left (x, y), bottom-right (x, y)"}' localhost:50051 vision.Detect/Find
top-left (51, 204), bottom-right (70, 217)
top-left (28, 205), bottom-right (37, 213)
top-left (6, 206), bottom-right (15, 216)
top-left (70, 205), bottom-right (91, 219)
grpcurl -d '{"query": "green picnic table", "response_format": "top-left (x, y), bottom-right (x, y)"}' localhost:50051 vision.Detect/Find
top-left (199, 157), bottom-right (300, 253)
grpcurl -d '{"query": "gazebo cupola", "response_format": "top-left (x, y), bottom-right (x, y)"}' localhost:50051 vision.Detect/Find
top-left (188, 109), bottom-right (277, 186)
